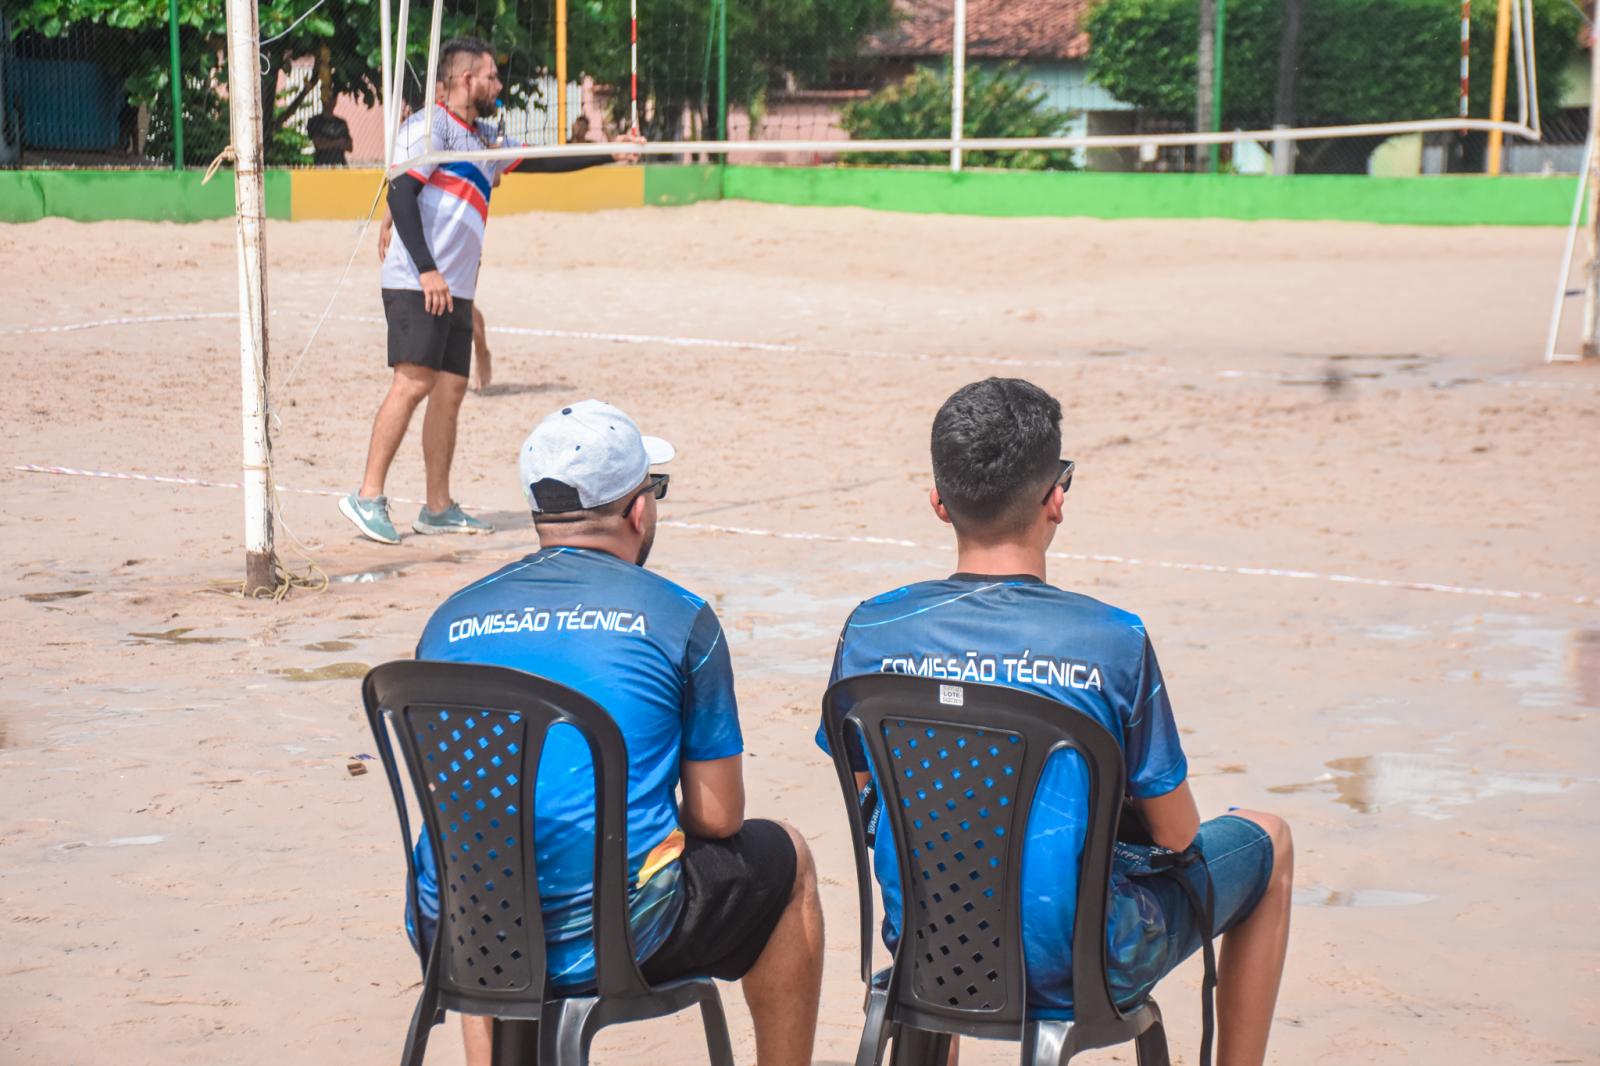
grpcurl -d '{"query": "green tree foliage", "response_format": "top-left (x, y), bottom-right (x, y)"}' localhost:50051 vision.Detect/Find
top-left (841, 63), bottom-right (1080, 170)
top-left (1086, 0), bottom-right (1581, 173)
top-left (8, 0), bottom-right (897, 161)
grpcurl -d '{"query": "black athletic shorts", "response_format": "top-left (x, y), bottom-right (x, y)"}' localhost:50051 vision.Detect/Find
top-left (641, 819), bottom-right (798, 983)
top-left (382, 287), bottom-right (473, 378)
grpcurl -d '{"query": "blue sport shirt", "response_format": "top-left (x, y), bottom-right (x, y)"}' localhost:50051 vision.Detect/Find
top-left (412, 546), bottom-right (743, 990)
top-left (815, 573), bottom-right (1188, 1013)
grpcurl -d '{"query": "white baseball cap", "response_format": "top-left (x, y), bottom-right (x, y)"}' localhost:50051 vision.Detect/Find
top-left (519, 400), bottom-right (675, 513)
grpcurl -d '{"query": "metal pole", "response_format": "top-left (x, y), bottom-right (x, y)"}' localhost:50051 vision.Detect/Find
top-left (166, 0), bottom-right (184, 169)
top-left (423, 0), bottom-right (443, 153)
top-left (630, 0), bottom-right (641, 136)
top-left (1582, 22), bottom-right (1600, 359)
top-left (1486, 0), bottom-right (1513, 174)
top-left (716, 0), bottom-right (727, 142)
top-left (380, 0), bottom-right (393, 164)
top-left (950, 0), bottom-right (966, 172)
top-left (1196, 0), bottom-right (1215, 172)
top-left (387, 0), bottom-right (411, 169)
top-left (1209, 0), bottom-right (1226, 173)
top-left (556, 0), bottom-right (569, 143)
top-left (1544, 131), bottom-right (1591, 363)
top-left (1272, 0), bottom-right (1300, 175)
top-left (224, 0), bottom-right (276, 595)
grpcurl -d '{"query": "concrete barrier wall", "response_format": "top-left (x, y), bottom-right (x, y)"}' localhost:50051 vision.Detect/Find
top-left (0, 164), bottom-right (1578, 227)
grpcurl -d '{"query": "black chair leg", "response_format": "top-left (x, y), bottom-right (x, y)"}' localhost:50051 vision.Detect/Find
top-left (1022, 1019), bottom-right (1071, 1066)
top-left (398, 991), bottom-right (437, 1066)
top-left (694, 986), bottom-right (736, 1066)
top-left (491, 1019), bottom-right (540, 1066)
top-left (541, 997), bottom-right (601, 1066)
top-left (855, 988), bottom-right (891, 1066)
top-left (889, 1026), bottom-right (951, 1066)
top-left (1134, 1019), bottom-right (1171, 1066)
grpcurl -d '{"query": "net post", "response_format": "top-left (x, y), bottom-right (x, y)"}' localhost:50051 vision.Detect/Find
top-left (166, 0), bottom-right (184, 170)
top-left (387, 0), bottom-right (411, 170)
top-left (1486, 0), bottom-right (1513, 175)
top-left (380, 0), bottom-right (392, 165)
top-left (423, 0), bottom-right (444, 154)
top-left (950, 0), bottom-right (966, 173)
top-left (224, 0), bottom-right (276, 594)
top-left (558, 0), bottom-right (570, 142)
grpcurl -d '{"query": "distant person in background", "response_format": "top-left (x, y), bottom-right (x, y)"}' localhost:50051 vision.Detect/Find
top-left (308, 111), bottom-right (353, 166)
top-left (570, 114), bottom-right (591, 143)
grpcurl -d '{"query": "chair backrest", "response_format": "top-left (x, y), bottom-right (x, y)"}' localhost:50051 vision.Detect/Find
top-left (364, 660), bottom-right (652, 1020)
top-left (822, 674), bottom-right (1130, 1041)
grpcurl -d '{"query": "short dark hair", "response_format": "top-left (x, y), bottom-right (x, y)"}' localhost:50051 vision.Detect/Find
top-left (930, 377), bottom-right (1061, 536)
top-left (439, 36), bottom-right (494, 81)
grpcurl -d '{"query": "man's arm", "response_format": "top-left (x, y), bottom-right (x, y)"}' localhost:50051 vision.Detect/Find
top-left (679, 754), bottom-right (744, 839)
top-left (387, 175), bottom-right (452, 315)
top-left (1134, 779), bottom-right (1200, 853)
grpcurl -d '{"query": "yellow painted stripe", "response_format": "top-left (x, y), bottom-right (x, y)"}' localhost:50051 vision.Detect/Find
top-left (492, 166), bottom-right (644, 214)
top-left (288, 168), bottom-right (389, 221)
top-left (288, 166), bottom-right (645, 220)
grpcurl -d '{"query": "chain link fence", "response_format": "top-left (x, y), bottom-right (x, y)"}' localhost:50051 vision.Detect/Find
top-left (1, 0), bottom-right (1587, 174)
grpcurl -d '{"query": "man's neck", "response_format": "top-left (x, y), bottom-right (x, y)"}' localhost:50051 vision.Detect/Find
top-left (951, 540), bottom-right (1047, 581)
top-left (443, 97), bottom-right (476, 124)
top-left (533, 534), bottom-right (635, 565)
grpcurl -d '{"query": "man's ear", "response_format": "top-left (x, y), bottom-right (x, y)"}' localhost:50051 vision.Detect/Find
top-left (929, 486), bottom-right (953, 526)
top-left (1043, 486), bottom-right (1065, 528)
top-left (626, 492), bottom-right (649, 535)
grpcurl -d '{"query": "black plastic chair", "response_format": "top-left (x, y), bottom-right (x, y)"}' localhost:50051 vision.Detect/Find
top-left (821, 674), bottom-right (1170, 1066)
top-left (364, 660), bottom-right (736, 1066)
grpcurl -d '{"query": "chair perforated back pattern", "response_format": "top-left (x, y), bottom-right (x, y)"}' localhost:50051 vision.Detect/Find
top-left (823, 674), bottom-right (1167, 1066)
top-left (366, 660), bottom-right (732, 1066)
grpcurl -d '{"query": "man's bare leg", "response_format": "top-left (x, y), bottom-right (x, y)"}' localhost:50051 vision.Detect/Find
top-left (358, 364), bottom-right (436, 498)
top-left (420, 369), bottom-right (470, 513)
top-left (471, 305), bottom-right (492, 392)
top-left (741, 822), bottom-right (824, 1066)
top-left (460, 1015), bottom-right (492, 1066)
top-left (1215, 810), bottom-right (1294, 1066)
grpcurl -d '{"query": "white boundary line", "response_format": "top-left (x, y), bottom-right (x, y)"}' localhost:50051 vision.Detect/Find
top-left (6, 309), bottom-right (1598, 392)
top-left (14, 464), bottom-right (1593, 608)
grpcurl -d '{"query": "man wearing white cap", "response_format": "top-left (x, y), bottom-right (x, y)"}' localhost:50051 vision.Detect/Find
top-left (407, 400), bottom-right (825, 1066)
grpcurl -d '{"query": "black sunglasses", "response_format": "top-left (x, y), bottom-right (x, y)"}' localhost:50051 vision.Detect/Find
top-left (1041, 459), bottom-right (1075, 505)
top-left (625, 472), bottom-right (670, 510)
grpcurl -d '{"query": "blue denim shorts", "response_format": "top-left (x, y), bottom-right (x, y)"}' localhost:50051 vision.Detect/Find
top-left (1115, 814), bottom-right (1275, 984)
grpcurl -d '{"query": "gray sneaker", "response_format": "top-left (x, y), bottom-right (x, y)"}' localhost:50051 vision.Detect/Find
top-left (413, 502), bottom-right (494, 536)
top-left (339, 493), bottom-right (401, 545)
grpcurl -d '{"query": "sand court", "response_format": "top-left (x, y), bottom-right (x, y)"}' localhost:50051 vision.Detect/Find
top-left (1, 202), bottom-right (1597, 1064)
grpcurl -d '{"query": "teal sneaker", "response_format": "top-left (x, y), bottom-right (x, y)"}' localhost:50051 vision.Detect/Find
top-left (413, 502), bottom-right (494, 536)
top-left (339, 493), bottom-right (401, 545)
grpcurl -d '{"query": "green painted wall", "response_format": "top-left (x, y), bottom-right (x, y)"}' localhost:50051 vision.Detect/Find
top-left (0, 163), bottom-right (1579, 227)
top-left (643, 164), bottom-right (723, 207)
top-left (0, 169), bottom-right (291, 223)
top-left (721, 165), bottom-right (1579, 227)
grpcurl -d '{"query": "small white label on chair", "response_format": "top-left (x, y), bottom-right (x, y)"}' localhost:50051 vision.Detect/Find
top-left (939, 684), bottom-right (964, 707)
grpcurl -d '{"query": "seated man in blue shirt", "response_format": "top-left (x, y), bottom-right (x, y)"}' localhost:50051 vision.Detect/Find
top-left (413, 400), bottom-right (824, 1066)
top-left (818, 378), bottom-right (1292, 1066)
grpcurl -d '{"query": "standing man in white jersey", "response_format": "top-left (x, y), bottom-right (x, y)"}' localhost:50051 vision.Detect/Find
top-left (342, 38), bottom-right (638, 544)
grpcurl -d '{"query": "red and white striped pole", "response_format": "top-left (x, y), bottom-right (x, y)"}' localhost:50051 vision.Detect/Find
top-left (1460, 0), bottom-right (1472, 127)
top-left (630, 0), bottom-right (640, 136)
